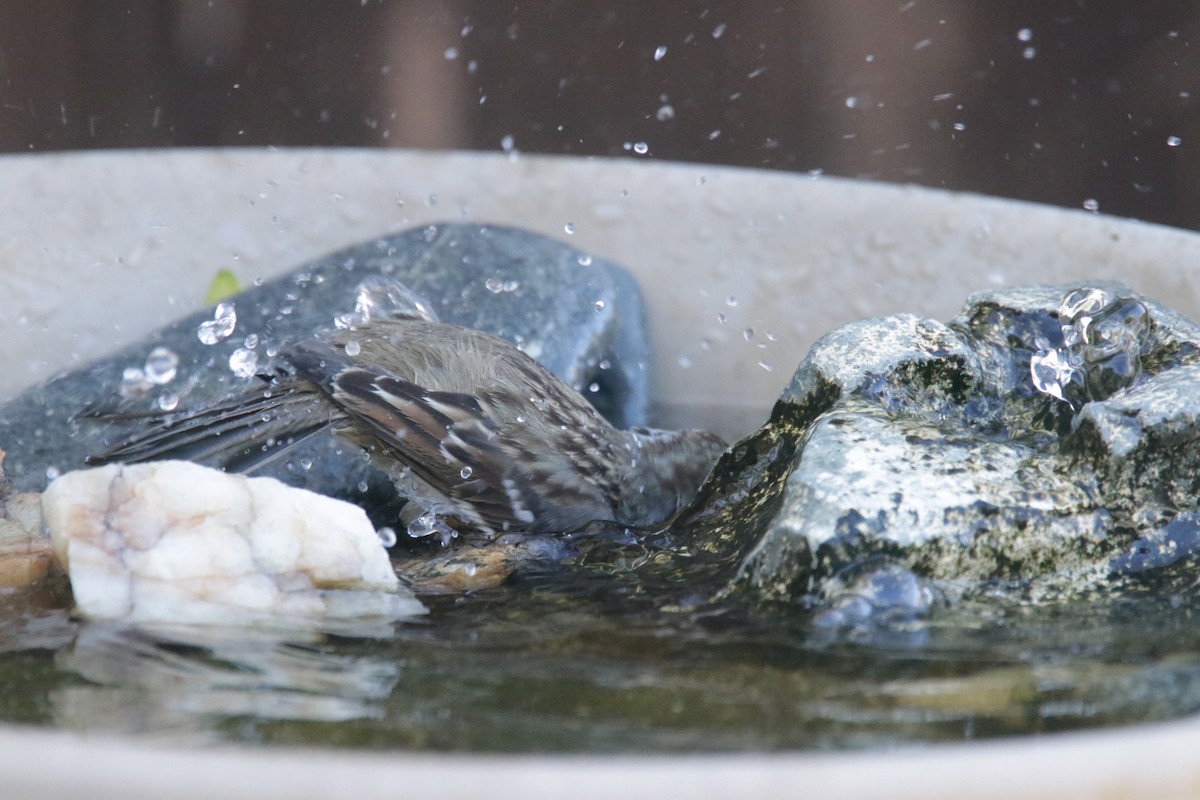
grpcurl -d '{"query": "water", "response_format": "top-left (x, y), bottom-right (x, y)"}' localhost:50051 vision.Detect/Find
top-left (4, 400), bottom-right (1200, 751)
top-left (196, 302), bottom-right (238, 345)
top-left (4, 571), bottom-right (1200, 751)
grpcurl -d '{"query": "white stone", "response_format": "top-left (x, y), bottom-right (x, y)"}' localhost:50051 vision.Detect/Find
top-left (42, 461), bottom-right (425, 625)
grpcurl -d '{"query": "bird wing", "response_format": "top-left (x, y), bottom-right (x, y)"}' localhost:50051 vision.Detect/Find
top-left (85, 380), bottom-right (332, 471)
top-left (287, 340), bottom-right (538, 535)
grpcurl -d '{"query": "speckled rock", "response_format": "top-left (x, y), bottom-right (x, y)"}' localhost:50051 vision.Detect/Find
top-left (0, 223), bottom-right (650, 507)
top-left (677, 282), bottom-right (1200, 606)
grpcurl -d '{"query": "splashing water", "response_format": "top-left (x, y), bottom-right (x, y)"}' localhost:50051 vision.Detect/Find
top-left (228, 348), bottom-right (259, 379)
top-left (335, 276), bottom-right (438, 329)
top-left (143, 347), bottom-right (179, 385)
top-left (1030, 286), bottom-right (1151, 406)
top-left (118, 366), bottom-right (152, 399)
top-left (406, 511), bottom-right (459, 547)
top-left (197, 302), bottom-right (237, 345)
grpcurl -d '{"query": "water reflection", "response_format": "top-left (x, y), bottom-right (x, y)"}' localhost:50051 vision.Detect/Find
top-left (51, 622), bottom-right (401, 742)
top-left (1, 580), bottom-right (1200, 750)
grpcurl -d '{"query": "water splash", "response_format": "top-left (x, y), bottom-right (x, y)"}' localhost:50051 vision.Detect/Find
top-left (335, 277), bottom-right (438, 329)
top-left (197, 302), bottom-right (237, 345)
top-left (228, 348), bottom-right (259, 379)
top-left (377, 526), bottom-right (398, 548)
top-left (143, 347), bottom-right (179, 385)
top-left (1030, 286), bottom-right (1151, 407)
top-left (406, 511), bottom-right (458, 547)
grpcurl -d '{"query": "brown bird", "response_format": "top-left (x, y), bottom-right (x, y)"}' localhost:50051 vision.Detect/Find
top-left (90, 317), bottom-right (727, 539)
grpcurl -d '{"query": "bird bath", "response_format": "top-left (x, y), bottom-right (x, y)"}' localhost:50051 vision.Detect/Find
top-left (4, 149), bottom-right (1200, 799)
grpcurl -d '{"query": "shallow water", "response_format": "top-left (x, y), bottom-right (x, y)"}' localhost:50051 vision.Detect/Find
top-left (4, 396), bottom-right (1200, 751)
top-left (3, 564), bottom-right (1200, 752)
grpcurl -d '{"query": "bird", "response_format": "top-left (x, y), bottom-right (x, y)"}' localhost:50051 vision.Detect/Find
top-left (87, 317), bottom-right (728, 540)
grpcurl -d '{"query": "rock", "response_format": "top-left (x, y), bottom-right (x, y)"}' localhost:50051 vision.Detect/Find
top-left (0, 491), bottom-right (53, 590)
top-left (43, 460), bottom-right (426, 625)
top-left (675, 282), bottom-right (1200, 606)
top-left (0, 223), bottom-right (650, 507)
top-left (0, 447), bottom-right (57, 591)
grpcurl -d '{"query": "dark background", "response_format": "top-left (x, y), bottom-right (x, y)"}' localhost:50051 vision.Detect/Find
top-left (3, 2), bottom-right (1200, 230)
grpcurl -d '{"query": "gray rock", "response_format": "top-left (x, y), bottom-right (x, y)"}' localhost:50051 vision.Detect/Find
top-left (0, 223), bottom-right (650, 504)
top-left (676, 281), bottom-right (1200, 607)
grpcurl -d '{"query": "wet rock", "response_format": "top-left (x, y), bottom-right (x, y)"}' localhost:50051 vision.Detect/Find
top-left (44, 460), bottom-right (426, 625)
top-left (678, 282), bottom-right (1200, 606)
top-left (0, 449), bottom-right (57, 591)
top-left (0, 223), bottom-right (650, 506)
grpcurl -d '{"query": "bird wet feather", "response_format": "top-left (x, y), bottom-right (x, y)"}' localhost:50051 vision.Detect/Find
top-left (88, 318), bottom-right (728, 539)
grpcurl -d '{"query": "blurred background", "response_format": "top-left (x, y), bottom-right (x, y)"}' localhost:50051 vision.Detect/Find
top-left (2, 2), bottom-right (1200, 230)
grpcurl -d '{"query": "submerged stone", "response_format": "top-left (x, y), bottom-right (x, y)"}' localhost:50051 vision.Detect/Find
top-left (0, 224), bottom-right (650, 507)
top-left (676, 282), bottom-right (1200, 607)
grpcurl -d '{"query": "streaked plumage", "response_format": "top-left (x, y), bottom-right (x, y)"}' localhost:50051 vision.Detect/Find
top-left (89, 318), bottom-right (727, 538)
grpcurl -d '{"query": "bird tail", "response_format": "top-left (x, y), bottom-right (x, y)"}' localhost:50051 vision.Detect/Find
top-left (84, 381), bottom-right (333, 472)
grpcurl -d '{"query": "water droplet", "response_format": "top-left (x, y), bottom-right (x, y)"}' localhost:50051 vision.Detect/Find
top-left (299, 457), bottom-right (313, 472)
top-left (502, 279), bottom-right (520, 292)
top-left (228, 348), bottom-right (258, 378)
top-left (459, 465), bottom-right (473, 479)
top-left (564, 222), bottom-right (575, 235)
top-left (335, 276), bottom-right (438, 328)
top-left (726, 296), bottom-right (738, 307)
top-left (654, 45), bottom-right (667, 61)
top-left (696, 175), bottom-right (706, 186)
top-left (1082, 198), bottom-right (1100, 212)
top-left (845, 96), bottom-right (858, 109)
top-left (344, 340), bottom-right (362, 357)
top-left (743, 327), bottom-right (755, 342)
top-left (577, 254), bottom-right (593, 266)
top-left (1030, 347), bottom-right (1074, 402)
top-left (157, 392), bottom-right (180, 412)
top-left (143, 346), bottom-right (179, 385)
top-left (588, 382), bottom-right (600, 393)
top-left (757, 360), bottom-right (774, 373)
top-left (1031, 286), bottom-right (1152, 407)
top-left (633, 141), bottom-right (649, 155)
top-left (485, 277), bottom-right (504, 293)
top-left (1017, 27), bottom-right (1033, 42)
top-left (1022, 46), bottom-right (1036, 59)
top-left (717, 312), bottom-right (727, 324)
top-left (45, 466), bottom-right (61, 481)
top-left (243, 333), bottom-right (259, 349)
top-left (1168, 135), bottom-right (1182, 147)
top-left (119, 367), bottom-right (151, 398)
top-left (708, 129), bottom-right (721, 140)
top-left (357, 481), bottom-right (369, 493)
top-left (197, 302), bottom-right (237, 345)
top-left (678, 355), bottom-right (693, 368)
top-left (377, 526), bottom-right (398, 548)
top-left (953, 122), bottom-right (967, 131)
top-left (406, 511), bottom-right (456, 545)
top-left (443, 46), bottom-right (459, 60)
top-left (765, 330), bottom-right (779, 342)
top-left (594, 299), bottom-right (607, 311)
top-left (500, 134), bottom-right (515, 152)
top-left (656, 104), bottom-right (675, 121)
top-left (712, 22), bottom-right (727, 38)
